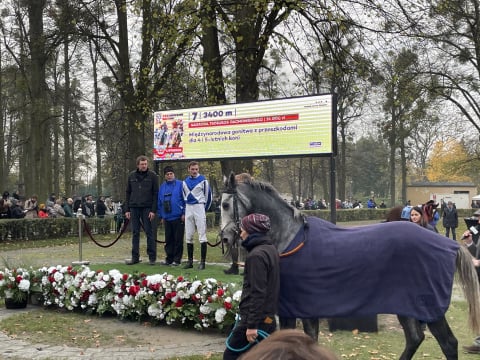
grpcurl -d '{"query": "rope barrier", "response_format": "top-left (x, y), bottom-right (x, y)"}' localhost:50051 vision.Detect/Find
top-left (80, 217), bottom-right (224, 249)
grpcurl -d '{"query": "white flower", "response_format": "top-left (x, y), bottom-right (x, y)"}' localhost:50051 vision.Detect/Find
top-left (215, 308), bottom-right (226, 323)
top-left (18, 279), bottom-right (30, 292)
top-left (233, 290), bottom-right (242, 302)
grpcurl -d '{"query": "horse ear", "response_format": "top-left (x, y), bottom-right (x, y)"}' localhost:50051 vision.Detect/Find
top-left (225, 171), bottom-right (236, 190)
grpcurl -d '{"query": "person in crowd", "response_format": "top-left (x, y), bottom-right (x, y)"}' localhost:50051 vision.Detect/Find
top-left (96, 196), bottom-right (107, 218)
top-left (82, 195), bottom-right (95, 217)
top-left (53, 198), bottom-right (65, 217)
top-left (125, 155), bottom-right (159, 265)
top-left (379, 200), bottom-right (387, 208)
top-left (114, 201), bottom-right (124, 232)
top-left (223, 213), bottom-right (279, 360)
top-left (442, 200), bottom-right (458, 240)
top-left (38, 203), bottom-right (49, 218)
top-left (0, 198), bottom-right (12, 219)
top-left (157, 166), bottom-right (185, 266)
top-left (63, 198), bottom-right (74, 217)
top-left (182, 161), bottom-right (212, 270)
top-left (24, 195), bottom-right (39, 218)
top-left (46, 200), bottom-right (57, 217)
top-left (423, 200), bottom-right (440, 232)
top-left (2, 191), bottom-right (9, 201)
top-left (238, 329), bottom-right (338, 360)
top-left (367, 198), bottom-right (376, 208)
top-left (105, 197), bottom-right (114, 215)
top-left (9, 198), bottom-right (25, 219)
top-left (461, 218), bottom-right (480, 354)
top-left (410, 206), bottom-right (435, 231)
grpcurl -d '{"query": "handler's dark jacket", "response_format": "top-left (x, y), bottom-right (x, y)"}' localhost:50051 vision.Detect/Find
top-left (125, 168), bottom-right (159, 213)
top-left (239, 233), bottom-right (280, 329)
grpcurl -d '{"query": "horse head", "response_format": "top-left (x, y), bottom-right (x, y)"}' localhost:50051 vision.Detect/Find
top-left (220, 172), bottom-right (250, 248)
top-left (220, 172), bottom-right (305, 253)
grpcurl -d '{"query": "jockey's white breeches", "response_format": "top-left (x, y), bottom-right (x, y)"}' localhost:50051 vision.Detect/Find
top-left (185, 203), bottom-right (207, 243)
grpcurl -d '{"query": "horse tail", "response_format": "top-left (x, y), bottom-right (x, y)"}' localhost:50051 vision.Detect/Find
top-left (456, 245), bottom-right (480, 333)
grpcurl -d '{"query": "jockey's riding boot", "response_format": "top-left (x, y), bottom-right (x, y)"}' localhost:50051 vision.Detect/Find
top-left (198, 242), bottom-right (207, 270)
top-left (223, 263), bottom-right (239, 275)
top-left (183, 244), bottom-right (194, 269)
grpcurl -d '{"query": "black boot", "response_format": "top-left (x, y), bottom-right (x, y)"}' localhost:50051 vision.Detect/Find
top-left (183, 244), bottom-right (193, 269)
top-left (198, 242), bottom-right (207, 270)
top-left (224, 263), bottom-right (239, 274)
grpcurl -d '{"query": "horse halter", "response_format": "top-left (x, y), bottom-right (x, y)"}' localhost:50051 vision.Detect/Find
top-left (220, 187), bottom-right (243, 242)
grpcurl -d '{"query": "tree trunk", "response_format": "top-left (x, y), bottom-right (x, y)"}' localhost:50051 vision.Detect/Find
top-left (27, 0), bottom-right (50, 198)
top-left (63, 34), bottom-right (72, 197)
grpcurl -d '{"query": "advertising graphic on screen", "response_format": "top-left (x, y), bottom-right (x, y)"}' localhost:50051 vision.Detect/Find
top-left (153, 94), bottom-right (334, 161)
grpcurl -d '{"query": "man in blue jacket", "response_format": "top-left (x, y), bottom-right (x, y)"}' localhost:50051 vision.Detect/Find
top-left (158, 166), bottom-right (185, 266)
top-left (125, 155), bottom-right (159, 265)
top-left (182, 161), bottom-right (212, 270)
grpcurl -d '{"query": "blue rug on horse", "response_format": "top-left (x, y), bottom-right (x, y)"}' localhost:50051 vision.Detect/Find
top-left (278, 217), bottom-right (460, 322)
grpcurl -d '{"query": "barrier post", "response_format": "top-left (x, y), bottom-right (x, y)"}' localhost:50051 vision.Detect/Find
top-left (72, 208), bottom-right (90, 265)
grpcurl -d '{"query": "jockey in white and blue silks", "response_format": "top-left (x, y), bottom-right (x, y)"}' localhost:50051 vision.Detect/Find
top-left (182, 161), bottom-right (212, 269)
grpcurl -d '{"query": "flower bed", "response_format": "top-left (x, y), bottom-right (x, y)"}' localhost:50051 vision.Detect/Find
top-left (1, 265), bottom-right (241, 331)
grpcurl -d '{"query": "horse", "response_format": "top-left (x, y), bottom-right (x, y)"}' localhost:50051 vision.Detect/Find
top-left (220, 172), bottom-right (480, 360)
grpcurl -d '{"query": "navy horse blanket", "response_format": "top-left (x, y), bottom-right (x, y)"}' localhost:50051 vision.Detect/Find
top-left (279, 217), bottom-right (460, 322)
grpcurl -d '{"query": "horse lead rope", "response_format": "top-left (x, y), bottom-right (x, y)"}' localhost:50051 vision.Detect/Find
top-left (225, 316), bottom-right (270, 352)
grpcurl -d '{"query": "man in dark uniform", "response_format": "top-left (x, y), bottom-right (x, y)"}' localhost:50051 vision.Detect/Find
top-left (125, 155), bottom-right (159, 265)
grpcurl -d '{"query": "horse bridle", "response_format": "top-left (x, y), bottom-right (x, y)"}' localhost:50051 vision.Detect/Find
top-left (220, 187), bottom-right (244, 246)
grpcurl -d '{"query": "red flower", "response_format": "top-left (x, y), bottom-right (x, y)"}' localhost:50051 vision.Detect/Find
top-left (15, 275), bottom-right (22, 283)
top-left (128, 285), bottom-right (140, 296)
top-left (122, 273), bottom-right (129, 281)
top-left (217, 288), bottom-right (224, 297)
top-left (177, 276), bottom-right (184, 282)
top-left (207, 296), bottom-right (213, 303)
top-left (224, 301), bottom-right (232, 310)
top-left (141, 279), bottom-right (148, 287)
top-left (0, 274), bottom-right (3, 280)
top-left (175, 299), bottom-right (183, 307)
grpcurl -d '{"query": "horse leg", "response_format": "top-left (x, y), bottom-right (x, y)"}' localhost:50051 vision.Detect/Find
top-left (302, 318), bottom-right (319, 342)
top-left (279, 316), bottom-right (296, 329)
top-left (427, 316), bottom-right (458, 360)
top-left (397, 315), bottom-right (425, 360)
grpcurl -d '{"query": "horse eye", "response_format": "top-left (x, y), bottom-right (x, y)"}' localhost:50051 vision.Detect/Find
top-left (222, 202), bottom-right (229, 210)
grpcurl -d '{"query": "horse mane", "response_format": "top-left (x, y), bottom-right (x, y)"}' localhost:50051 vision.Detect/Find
top-left (240, 176), bottom-right (305, 221)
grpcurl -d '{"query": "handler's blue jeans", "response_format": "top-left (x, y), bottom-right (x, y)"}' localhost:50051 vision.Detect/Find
top-left (130, 207), bottom-right (156, 262)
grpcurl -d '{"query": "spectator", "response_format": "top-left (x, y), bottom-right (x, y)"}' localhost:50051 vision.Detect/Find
top-left (442, 201), bottom-right (458, 240)
top-left (379, 200), bottom-right (387, 208)
top-left (82, 195), bottom-right (95, 218)
top-left (0, 198), bottom-right (12, 219)
top-left (125, 155), bottom-right (159, 265)
top-left (367, 198), bottom-right (376, 209)
top-left (63, 198), bottom-right (74, 217)
top-left (53, 199), bottom-right (65, 217)
top-left (409, 206), bottom-right (435, 231)
top-left (96, 196), bottom-right (107, 218)
top-left (9, 199), bottom-right (25, 219)
top-left (38, 203), bottom-right (49, 218)
top-left (24, 195), bottom-right (39, 218)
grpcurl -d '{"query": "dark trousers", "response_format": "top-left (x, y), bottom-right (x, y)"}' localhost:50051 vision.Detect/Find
top-left (130, 207), bottom-right (156, 262)
top-left (445, 227), bottom-right (457, 240)
top-left (164, 218), bottom-right (185, 264)
top-left (223, 321), bottom-right (276, 360)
